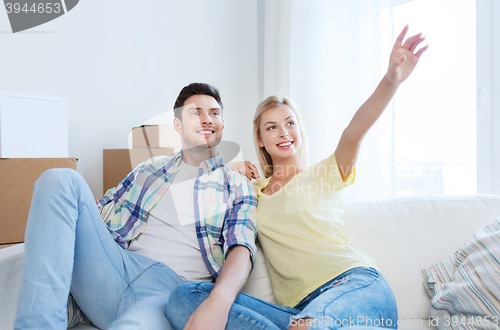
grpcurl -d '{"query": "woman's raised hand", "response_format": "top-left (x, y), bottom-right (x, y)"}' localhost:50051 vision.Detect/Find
top-left (386, 25), bottom-right (428, 85)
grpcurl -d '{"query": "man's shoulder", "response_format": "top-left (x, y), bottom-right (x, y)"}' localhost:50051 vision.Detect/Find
top-left (130, 155), bottom-right (176, 181)
top-left (214, 165), bottom-right (241, 182)
top-left (214, 165), bottom-right (256, 195)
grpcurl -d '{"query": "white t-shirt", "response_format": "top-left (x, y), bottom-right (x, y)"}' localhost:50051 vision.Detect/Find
top-left (128, 161), bottom-right (213, 282)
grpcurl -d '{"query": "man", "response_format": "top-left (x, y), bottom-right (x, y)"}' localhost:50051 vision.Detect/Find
top-left (14, 83), bottom-right (258, 329)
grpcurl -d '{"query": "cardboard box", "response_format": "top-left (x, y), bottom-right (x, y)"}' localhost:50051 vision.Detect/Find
top-left (132, 125), bottom-right (182, 149)
top-left (103, 148), bottom-right (180, 194)
top-left (0, 90), bottom-right (68, 158)
top-left (0, 158), bottom-right (77, 244)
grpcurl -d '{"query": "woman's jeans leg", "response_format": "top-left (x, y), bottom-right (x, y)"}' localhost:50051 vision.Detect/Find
top-left (167, 282), bottom-right (300, 330)
top-left (14, 168), bottom-right (184, 330)
top-left (292, 267), bottom-right (398, 330)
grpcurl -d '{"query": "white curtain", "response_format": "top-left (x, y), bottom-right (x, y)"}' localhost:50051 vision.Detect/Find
top-left (262, 0), bottom-right (394, 201)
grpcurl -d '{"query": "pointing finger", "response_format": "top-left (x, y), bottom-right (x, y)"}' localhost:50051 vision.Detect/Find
top-left (395, 25), bottom-right (409, 48)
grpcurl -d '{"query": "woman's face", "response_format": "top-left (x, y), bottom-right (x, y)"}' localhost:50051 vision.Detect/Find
top-left (258, 105), bottom-right (302, 162)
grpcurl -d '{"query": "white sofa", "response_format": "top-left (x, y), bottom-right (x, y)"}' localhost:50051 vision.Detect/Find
top-left (2, 194), bottom-right (500, 330)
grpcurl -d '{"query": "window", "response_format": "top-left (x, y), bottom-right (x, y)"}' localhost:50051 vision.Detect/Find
top-left (391, 0), bottom-right (477, 196)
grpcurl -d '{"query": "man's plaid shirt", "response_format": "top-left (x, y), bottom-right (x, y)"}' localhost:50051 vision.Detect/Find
top-left (97, 151), bottom-right (258, 278)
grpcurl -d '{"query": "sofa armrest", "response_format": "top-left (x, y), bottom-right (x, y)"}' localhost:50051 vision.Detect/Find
top-left (0, 243), bottom-right (25, 330)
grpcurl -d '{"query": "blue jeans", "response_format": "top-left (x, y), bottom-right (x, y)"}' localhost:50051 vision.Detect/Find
top-left (14, 168), bottom-right (184, 330)
top-left (166, 282), bottom-right (299, 330)
top-left (292, 267), bottom-right (398, 330)
top-left (167, 268), bottom-right (397, 330)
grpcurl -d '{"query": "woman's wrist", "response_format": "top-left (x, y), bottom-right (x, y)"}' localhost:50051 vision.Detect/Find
top-left (382, 74), bottom-right (402, 90)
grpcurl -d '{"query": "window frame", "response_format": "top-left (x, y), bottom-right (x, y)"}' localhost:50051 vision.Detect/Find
top-left (476, 0), bottom-right (500, 195)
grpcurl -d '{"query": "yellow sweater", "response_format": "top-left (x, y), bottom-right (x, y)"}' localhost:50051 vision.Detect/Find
top-left (255, 152), bottom-right (379, 307)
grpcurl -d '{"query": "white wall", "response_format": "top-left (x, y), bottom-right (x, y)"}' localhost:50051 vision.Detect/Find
top-left (0, 0), bottom-right (259, 198)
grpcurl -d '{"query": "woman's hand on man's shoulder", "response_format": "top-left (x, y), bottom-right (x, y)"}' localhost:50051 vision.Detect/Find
top-left (227, 161), bottom-right (261, 181)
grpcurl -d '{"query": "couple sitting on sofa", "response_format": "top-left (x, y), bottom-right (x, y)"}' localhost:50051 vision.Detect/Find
top-left (14, 26), bottom-right (427, 330)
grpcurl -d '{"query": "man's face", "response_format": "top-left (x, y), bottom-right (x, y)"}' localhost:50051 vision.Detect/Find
top-left (174, 94), bottom-right (224, 150)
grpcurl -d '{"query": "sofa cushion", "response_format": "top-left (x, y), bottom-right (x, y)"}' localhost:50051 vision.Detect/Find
top-left (241, 241), bottom-right (278, 304)
top-left (0, 243), bottom-right (24, 328)
top-left (421, 216), bottom-right (500, 329)
top-left (344, 195), bottom-right (500, 320)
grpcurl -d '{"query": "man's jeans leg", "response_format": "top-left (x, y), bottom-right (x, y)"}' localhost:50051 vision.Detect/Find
top-left (14, 168), bottom-right (184, 330)
top-left (167, 282), bottom-right (299, 330)
top-left (105, 260), bottom-right (184, 330)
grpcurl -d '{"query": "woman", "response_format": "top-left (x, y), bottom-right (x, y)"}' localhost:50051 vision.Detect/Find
top-left (247, 25), bottom-right (426, 330)
top-left (167, 25), bottom-right (427, 330)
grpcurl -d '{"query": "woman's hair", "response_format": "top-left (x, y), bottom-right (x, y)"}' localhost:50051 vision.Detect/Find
top-left (253, 95), bottom-right (309, 178)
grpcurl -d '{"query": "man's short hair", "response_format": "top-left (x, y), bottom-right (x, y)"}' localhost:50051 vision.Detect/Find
top-left (173, 83), bottom-right (223, 121)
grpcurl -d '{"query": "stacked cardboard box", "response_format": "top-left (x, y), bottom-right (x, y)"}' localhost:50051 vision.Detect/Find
top-left (0, 91), bottom-right (75, 246)
top-left (131, 125), bottom-right (181, 149)
top-left (103, 125), bottom-right (181, 194)
top-left (0, 158), bottom-right (77, 245)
